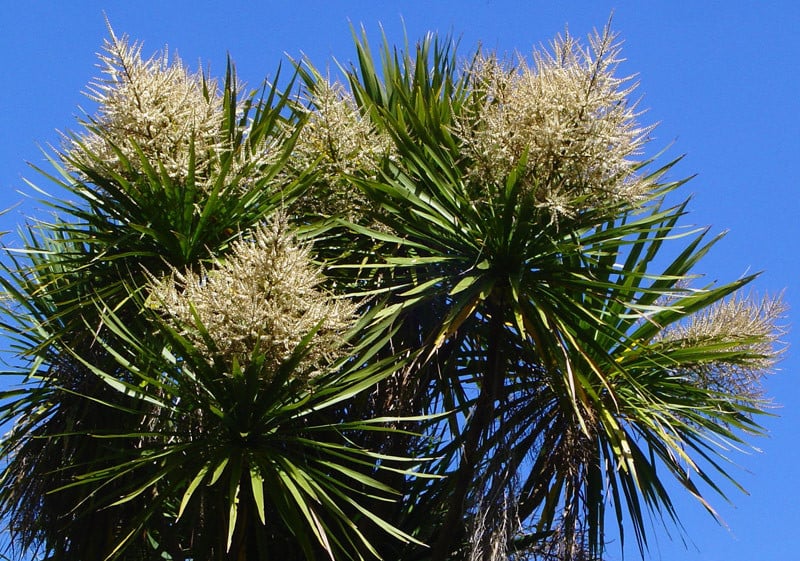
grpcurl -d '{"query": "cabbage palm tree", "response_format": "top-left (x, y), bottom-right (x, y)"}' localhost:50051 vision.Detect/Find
top-left (0, 30), bottom-right (420, 561)
top-left (0, 23), bottom-right (784, 561)
top-left (298, 26), bottom-right (784, 561)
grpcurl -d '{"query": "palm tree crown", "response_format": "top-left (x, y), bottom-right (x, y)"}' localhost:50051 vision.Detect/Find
top-left (0, 23), bottom-right (785, 561)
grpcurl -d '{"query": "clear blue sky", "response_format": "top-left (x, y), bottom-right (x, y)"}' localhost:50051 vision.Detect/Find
top-left (1, 2), bottom-right (797, 560)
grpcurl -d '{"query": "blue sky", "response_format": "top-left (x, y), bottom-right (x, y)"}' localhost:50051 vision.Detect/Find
top-left (0, 2), bottom-right (797, 560)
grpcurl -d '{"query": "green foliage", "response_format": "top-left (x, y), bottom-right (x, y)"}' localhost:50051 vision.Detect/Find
top-left (0, 23), bottom-right (785, 561)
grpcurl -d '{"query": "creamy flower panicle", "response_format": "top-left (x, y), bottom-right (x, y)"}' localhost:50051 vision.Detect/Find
top-left (290, 79), bottom-right (393, 219)
top-left (152, 218), bottom-right (356, 381)
top-left (70, 30), bottom-right (223, 182)
top-left (660, 294), bottom-right (787, 400)
top-left (459, 28), bottom-right (653, 221)
top-left (295, 79), bottom-right (393, 177)
top-left (67, 29), bottom-right (276, 192)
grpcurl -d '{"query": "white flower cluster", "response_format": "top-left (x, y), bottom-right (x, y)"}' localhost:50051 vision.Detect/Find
top-left (68, 30), bottom-right (224, 185)
top-left (291, 80), bottom-right (393, 218)
top-left (295, 80), bottom-right (392, 177)
top-left (152, 218), bottom-right (356, 380)
top-left (661, 294), bottom-right (786, 399)
top-left (458, 29), bottom-right (653, 220)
